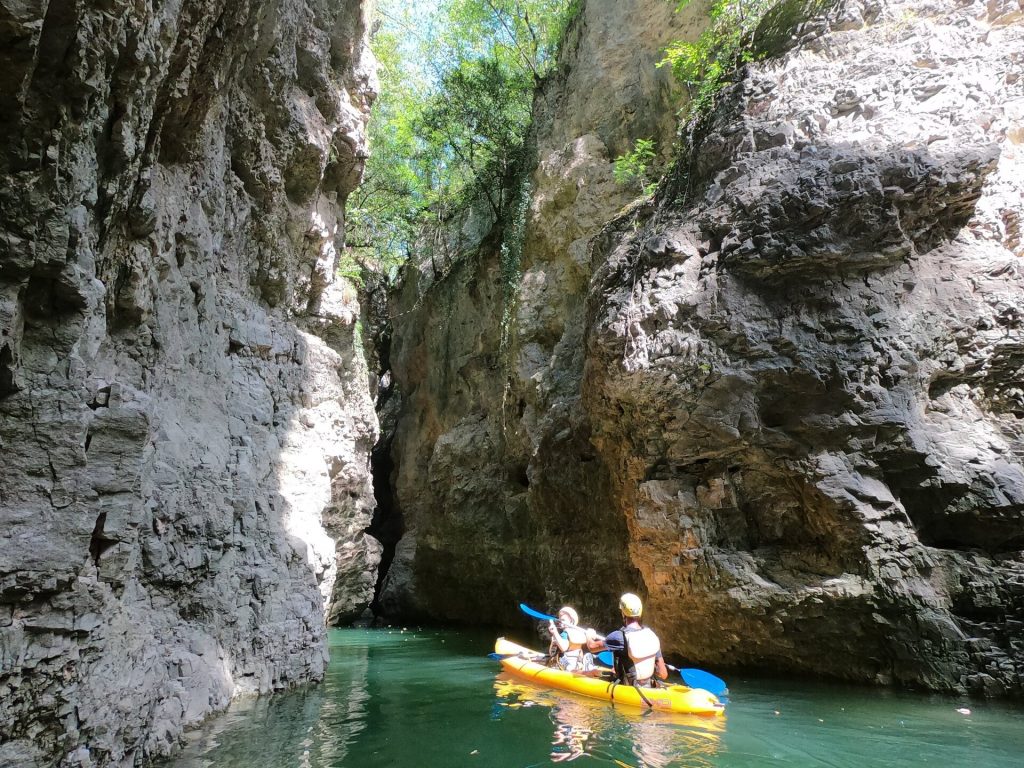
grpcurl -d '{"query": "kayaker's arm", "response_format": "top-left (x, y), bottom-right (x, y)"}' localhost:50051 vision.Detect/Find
top-left (585, 628), bottom-right (606, 651)
top-left (548, 621), bottom-right (570, 653)
top-left (655, 655), bottom-right (668, 681)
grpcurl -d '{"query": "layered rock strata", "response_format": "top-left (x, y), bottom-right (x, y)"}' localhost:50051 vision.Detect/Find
top-left (0, 0), bottom-right (378, 764)
top-left (385, 0), bottom-right (1024, 695)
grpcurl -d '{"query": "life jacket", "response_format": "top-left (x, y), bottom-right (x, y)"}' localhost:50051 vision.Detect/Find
top-left (563, 625), bottom-right (588, 647)
top-left (622, 626), bottom-right (660, 683)
top-left (558, 625), bottom-right (590, 671)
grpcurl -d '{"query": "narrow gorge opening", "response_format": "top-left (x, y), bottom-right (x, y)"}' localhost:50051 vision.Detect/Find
top-left (345, 0), bottom-right (582, 621)
top-left (365, 274), bottom-right (402, 612)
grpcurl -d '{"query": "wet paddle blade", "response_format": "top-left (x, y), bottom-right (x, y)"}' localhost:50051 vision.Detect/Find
top-left (518, 603), bottom-right (557, 622)
top-left (489, 650), bottom-right (547, 662)
top-left (678, 667), bottom-right (728, 697)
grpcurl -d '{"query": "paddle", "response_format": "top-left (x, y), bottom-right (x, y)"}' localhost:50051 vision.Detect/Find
top-left (488, 650), bottom-right (546, 661)
top-left (672, 666), bottom-right (727, 697)
top-left (518, 603), bottom-right (557, 622)
top-left (596, 652), bottom-right (727, 695)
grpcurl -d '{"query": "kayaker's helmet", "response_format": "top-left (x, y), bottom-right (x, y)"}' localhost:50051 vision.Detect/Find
top-left (558, 606), bottom-right (579, 626)
top-left (619, 593), bottom-right (643, 618)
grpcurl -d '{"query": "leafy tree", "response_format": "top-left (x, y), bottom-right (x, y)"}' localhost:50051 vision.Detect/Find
top-left (660, 0), bottom-right (832, 121)
top-left (613, 138), bottom-right (658, 196)
top-left (344, 0), bottom-right (579, 276)
top-left (344, 18), bottom-right (432, 273)
top-left (442, 0), bottom-right (578, 78)
top-left (418, 57), bottom-right (533, 219)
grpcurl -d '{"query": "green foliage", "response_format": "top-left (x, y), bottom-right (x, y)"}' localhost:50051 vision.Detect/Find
top-left (336, 250), bottom-right (365, 287)
top-left (659, 0), bottom-right (777, 120)
top-left (660, 0), bottom-right (832, 121)
top-left (418, 56), bottom-right (534, 220)
top-left (613, 138), bottom-right (658, 196)
top-left (443, 0), bottom-right (573, 78)
top-left (499, 174), bottom-right (533, 349)
top-left (345, 0), bottom-right (580, 275)
top-left (344, 21), bottom-right (430, 272)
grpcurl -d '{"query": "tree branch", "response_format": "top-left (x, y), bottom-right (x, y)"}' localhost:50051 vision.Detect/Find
top-left (483, 0), bottom-right (539, 77)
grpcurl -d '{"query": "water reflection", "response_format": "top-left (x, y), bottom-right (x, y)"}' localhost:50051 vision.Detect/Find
top-left (167, 636), bottom-right (370, 768)
top-left (163, 630), bottom-right (1024, 768)
top-left (551, 697), bottom-right (598, 762)
top-left (494, 675), bottom-right (724, 767)
top-left (308, 639), bottom-right (369, 766)
top-left (625, 709), bottom-right (722, 768)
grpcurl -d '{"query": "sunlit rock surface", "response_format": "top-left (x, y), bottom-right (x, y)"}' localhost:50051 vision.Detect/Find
top-left (0, 0), bottom-right (378, 764)
top-left (385, 0), bottom-right (1024, 696)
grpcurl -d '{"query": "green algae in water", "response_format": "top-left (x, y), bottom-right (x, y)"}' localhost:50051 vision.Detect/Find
top-left (165, 628), bottom-right (1024, 767)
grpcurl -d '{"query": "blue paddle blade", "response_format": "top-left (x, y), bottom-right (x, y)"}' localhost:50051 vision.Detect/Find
top-left (489, 650), bottom-right (546, 662)
top-left (679, 667), bottom-right (728, 697)
top-left (518, 603), bottom-right (557, 622)
top-left (596, 654), bottom-right (726, 697)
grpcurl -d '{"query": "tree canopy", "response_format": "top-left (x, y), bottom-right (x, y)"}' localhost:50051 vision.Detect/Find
top-left (344, 0), bottom-right (579, 277)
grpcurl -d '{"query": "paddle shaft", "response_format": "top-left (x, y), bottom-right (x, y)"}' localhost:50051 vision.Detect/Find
top-left (519, 602), bottom-right (600, 637)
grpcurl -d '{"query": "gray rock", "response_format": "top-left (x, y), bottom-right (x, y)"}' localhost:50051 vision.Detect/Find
top-left (0, 0), bottom-right (379, 764)
top-left (384, 0), bottom-right (1024, 696)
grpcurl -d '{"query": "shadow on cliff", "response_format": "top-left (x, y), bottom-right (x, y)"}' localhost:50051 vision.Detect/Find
top-left (0, 0), bottom-right (380, 764)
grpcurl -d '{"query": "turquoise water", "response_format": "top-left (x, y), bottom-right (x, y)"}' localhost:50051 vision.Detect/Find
top-left (165, 628), bottom-right (1024, 767)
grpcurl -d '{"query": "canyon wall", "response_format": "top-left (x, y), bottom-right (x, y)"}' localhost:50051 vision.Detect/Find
top-left (385, 0), bottom-right (1024, 695)
top-left (381, 0), bottom-right (708, 622)
top-left (0, 0), bottom-right (378, 764)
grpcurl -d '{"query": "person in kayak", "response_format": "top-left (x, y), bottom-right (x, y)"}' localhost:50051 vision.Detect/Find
top-left (547, 606), bottom-right (597, 674)
top-left (589, 593), bottom-right (668, 687)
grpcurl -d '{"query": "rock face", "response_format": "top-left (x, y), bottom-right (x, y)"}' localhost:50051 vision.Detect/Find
top-left (385, 0), bottom-right (1024, 695)
top-left (381, 0), bottom-right (705, 623)
top-left (0, 0), bottom-right (378, 765)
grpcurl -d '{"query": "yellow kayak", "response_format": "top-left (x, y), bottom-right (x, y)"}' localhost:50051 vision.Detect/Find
top-left (494, 638), bottom-right (726, 716)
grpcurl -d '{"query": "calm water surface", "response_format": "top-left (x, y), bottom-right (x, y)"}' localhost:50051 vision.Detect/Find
top-left (166, 628), bottom-right (1024, 767)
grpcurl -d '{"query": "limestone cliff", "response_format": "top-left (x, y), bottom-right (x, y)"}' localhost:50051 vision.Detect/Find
top-left (381, 0), bottom-right (704, 622)
top-left (0, 0), bottom-right (378, 764)
top-left (384, 0), bottom-right (1024, 696)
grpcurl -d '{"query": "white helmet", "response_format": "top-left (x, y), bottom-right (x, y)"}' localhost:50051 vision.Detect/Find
top-left (558, 606), bottom-right (579, 625)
